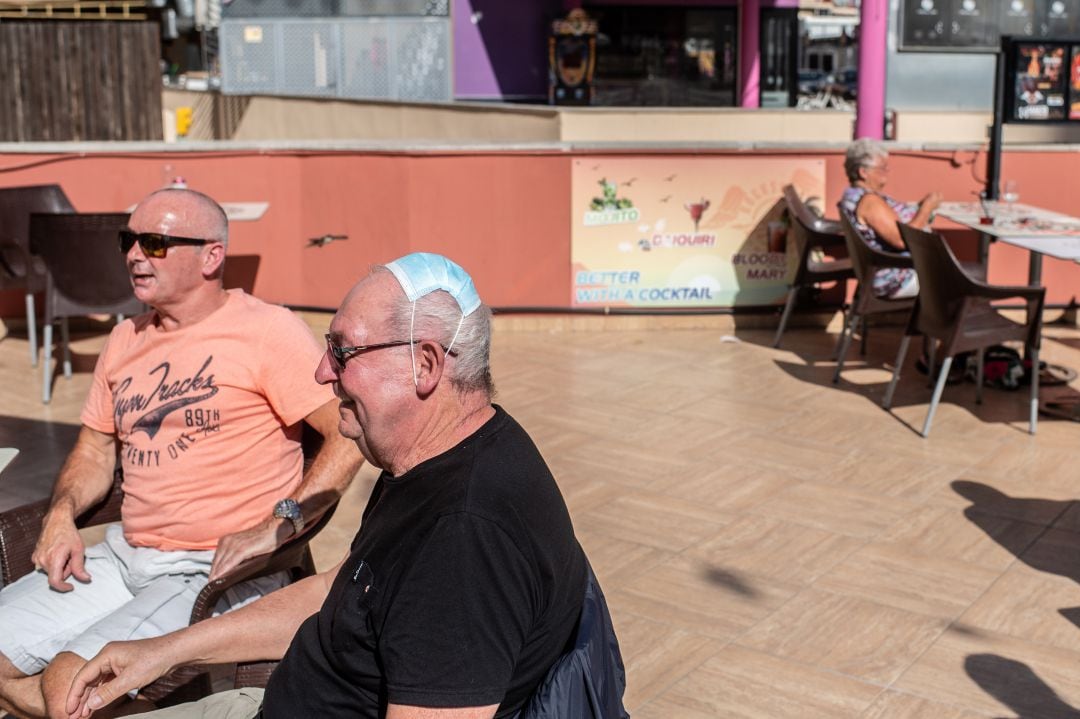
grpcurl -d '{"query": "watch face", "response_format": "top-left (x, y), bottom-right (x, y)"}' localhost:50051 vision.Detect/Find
top-left (275, 499), bottom-right (301, 519)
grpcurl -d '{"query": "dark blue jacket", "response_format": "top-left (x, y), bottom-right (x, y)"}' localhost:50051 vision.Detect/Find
top-left (515, 561), bottom-right (630, 718)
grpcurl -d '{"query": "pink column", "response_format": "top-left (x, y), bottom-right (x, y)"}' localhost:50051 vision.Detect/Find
top-left (854, 0), bottom-right (888, 139)
top-left (740, 0), bottom-right (760, 107)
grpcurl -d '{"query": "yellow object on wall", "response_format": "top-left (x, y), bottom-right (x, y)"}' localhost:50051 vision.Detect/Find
top-left (176, 106), bottom-right (193, 137)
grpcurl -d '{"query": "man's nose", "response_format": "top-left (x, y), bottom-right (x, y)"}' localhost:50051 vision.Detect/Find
top-left (314, 351), bottom-right (338, 385)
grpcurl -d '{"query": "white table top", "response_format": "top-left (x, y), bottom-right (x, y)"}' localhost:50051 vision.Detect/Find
top-left (938, 201), bottom-right (1080, 262)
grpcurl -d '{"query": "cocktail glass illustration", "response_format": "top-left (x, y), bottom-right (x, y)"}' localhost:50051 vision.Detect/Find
top-left (684, 198), bottom-right (710, 232)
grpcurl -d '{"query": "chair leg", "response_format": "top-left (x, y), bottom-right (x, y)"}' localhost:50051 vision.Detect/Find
top-left (922, 355), bottom-right (953, 438)
top-left (883, 335), bottom-right (911, 409)
top-left (25, 292), bottom-right (37, 367)
top-left (773, 287), bottom-right (799, 349)
top-left (833, 311), bottom-right (859, 383)
top-left (61, 317), bottom-right (72, 378)
top-left (927, 340), bottom-right (936, 388)
top-left (860, 316), bottom-right (869, 356)
top-left (1029, 345), bottom-right (1039, 435)
top-left (975, 347), bottom-right (984, 405)
top-left (832, 308), bottom-right (848, 360)
top-left (42, 323), bottom-right (53, 404)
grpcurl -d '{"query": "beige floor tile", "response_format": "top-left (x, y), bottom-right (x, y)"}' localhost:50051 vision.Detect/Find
top-left (615, 613), bottom-right (725, 712)
top-left (609, 553), bottom-right (801, 641)
top-left (749, 480), bottom-right (920, 539)
top-left (637, 645), bottom-right (882, 719)
top-left (688, 513), bottom-right (863, 585)
top-left (858, 690), bottom-right (993, 718)
top-left (957, 529), bottom-right (1080, 651)
top-left (647, 463), bottom-right (798, 514)
top-left (813, 543), bottom-right (1002, 619)
top-left (575, 529), bottom-right (673, 590)
top-left (892, 625), bottom-right (1080, 716)
top-left (878, 504), bottom-right (1044, 572)
top-left (737, 588), bottom-right (949, 685)
top-left (703, 429), bottom-right (856, 483)
top-left (823, 448), bottom-right (968, 504)
top-left (572, 490), bottom-right (730, 553)
top-left (931, 477), bottom-right (1075, 527)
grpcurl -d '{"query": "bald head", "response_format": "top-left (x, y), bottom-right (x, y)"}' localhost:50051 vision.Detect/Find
top-left (131, 188), bottom-right (229, 248)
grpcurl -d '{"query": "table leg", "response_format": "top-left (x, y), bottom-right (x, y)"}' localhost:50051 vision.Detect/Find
top-left (1025, 251), bottom-right (1043, 363)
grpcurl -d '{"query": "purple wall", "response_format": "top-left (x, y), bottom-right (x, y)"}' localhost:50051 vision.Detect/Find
top-left (453, 0), bottom-right (562, 100)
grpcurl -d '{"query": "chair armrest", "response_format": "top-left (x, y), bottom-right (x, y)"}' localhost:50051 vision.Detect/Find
top-left (810, 217), bottom-right (843, 235)
top-left (969, 282), bottom-right (1046, 304)
top-left (188, 501), bottom-right (338, 624)
top-left (0, 471), bottom-right (123, 587)
top-left (0, 497), bottom-right (50, 585)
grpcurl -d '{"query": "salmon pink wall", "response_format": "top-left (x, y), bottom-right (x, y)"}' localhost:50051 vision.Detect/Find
top-left (1, 147), bottom-right (1078, 318)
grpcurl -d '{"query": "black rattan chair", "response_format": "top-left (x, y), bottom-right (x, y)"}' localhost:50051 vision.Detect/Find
top-left (0, 428), bottom-right (334, 706)
top-left (882, 223), bottom-right (1045, 437)
top-left (773, 185), bottom-right (854, 349)
top-left (833, 211), bottom-right (917, 383)
top-left (29, 213), bottom-right (144, 403)
top-left (0, 185), bottom-right (76, 366)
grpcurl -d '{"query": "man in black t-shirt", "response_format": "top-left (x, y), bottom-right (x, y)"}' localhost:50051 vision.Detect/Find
top-left (63, 254), bottom-right (589, 719)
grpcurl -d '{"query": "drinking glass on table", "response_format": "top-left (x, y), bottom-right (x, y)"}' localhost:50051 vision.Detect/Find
top-left (1003, 180), bottom-right (1020, 213)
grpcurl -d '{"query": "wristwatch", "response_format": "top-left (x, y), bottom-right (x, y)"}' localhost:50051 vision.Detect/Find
top-left (273, 498), bottom-right (305, 536)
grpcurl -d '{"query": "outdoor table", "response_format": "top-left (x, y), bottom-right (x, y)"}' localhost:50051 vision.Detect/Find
top-left (939, 200), bottom-right (1080, 419)
top-left (938, 200), bottom-right (1080, 285)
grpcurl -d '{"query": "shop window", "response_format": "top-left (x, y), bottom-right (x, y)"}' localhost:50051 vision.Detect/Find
top-left (584, 5), bottom-right (738, 106)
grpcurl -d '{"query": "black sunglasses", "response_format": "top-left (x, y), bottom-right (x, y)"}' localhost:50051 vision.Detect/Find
top-left (119, 228), bottom-right (213, 258)
top-left (325, 334), bottom-right (456, 370)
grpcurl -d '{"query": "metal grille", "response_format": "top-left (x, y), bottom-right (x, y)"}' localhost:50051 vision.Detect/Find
top-left (223, 0), bottom-right (447, 18)
top-left (394, 18), bottom-right (449, 101)
top-left (280, 22), bottom-right (338, 97)
top-left (220, 17), bottom-right (450, 101)
top-left (220, 21), bottom-right (277, 92)
top-left (339, 20), bottom-right (392, 98)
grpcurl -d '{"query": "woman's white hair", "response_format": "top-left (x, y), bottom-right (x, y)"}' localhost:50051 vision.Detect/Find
top-left (373, 265), bottom-right (495, 397)
top-left (844, 137), bottom-right (888, 183)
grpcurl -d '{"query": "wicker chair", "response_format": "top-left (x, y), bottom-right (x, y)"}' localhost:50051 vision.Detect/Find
top-left (30, 212), bottom-right (145, 403)
top-left (0, 185), bottom-right (76, 366)
top-left (773, 185), bottom-right (854, 349)
top-left (833, 211), bottom-right (918, 383)
top-left (883, 223), bottom-right (1045, 437)
top-left (0, 428), bottom-right (335, 706)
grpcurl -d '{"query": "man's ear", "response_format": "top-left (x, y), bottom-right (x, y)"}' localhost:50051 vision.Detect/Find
top-left (202, 242), bottom-right (226, 278)
top-left (414, 340), bottom-right (445, 396)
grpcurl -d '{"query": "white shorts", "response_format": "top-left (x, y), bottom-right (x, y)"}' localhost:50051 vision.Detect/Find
top-left (0, 524), bottom-right (286, 676)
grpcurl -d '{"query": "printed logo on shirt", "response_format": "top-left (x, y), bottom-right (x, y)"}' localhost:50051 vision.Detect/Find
top-left (113, 356), bottom-right (222, 467)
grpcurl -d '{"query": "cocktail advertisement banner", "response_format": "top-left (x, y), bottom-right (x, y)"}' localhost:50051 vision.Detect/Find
top-left (571, 156), bottom-right (826, 308)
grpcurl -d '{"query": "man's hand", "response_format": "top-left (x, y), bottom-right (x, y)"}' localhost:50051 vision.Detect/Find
top-left (209, 518), bottom-right (284, 581)
top-left (31, 515), bottom-right (91, 592)
top-left (65, 637), bottom-right (174, 718)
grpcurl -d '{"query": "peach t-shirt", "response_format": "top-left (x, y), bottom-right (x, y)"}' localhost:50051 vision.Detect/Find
top-left (81, 290), bottom-right (333, 551)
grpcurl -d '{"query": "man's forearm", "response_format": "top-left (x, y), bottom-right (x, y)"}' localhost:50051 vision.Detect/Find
top-left (162, 567), bottom-right (334, 666)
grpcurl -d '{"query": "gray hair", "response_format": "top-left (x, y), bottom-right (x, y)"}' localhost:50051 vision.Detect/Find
top-left (373, 266), bottom-right (495, 398)
top-left (844, 138), bottom-right (888, 183)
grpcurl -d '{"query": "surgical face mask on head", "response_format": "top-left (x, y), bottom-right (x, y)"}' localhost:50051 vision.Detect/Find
top-left (384, 252), bottom-right (481, 386)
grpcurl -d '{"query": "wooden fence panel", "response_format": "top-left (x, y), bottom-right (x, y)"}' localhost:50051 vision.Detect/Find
top-left (0, 21), bottom-right (162, 141)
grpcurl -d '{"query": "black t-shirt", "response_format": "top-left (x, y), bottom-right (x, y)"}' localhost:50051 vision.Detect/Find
top-left (263, 406), bottom-right (587, 718)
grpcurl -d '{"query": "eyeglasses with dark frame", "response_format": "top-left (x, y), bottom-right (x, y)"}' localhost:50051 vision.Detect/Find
top-left (119, 228), bottom-right (214, 259)
top-left (324, 334), bottom-right (457, 370)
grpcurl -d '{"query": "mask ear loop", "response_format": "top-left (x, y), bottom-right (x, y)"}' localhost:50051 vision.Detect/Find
top-left (446, 312), bottom-right (465, 355)
top-left (408, 300), bottom-right (419, 387)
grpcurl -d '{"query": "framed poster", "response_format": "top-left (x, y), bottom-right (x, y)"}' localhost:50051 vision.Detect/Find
top-left (1008, 41), bottom-right (1069, 120)
top-left (570, 157), bottom-right (826, 309)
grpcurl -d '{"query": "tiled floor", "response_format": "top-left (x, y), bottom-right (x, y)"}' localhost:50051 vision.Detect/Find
top-left (4, 309), bottom-right (1080, 718)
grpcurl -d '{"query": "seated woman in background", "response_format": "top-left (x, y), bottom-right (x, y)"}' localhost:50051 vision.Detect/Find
top-left (839, 137), bottom-right (942, 299)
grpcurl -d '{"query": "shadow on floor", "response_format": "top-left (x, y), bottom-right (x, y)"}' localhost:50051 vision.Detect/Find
top-left (0, 415), bottom-right (81, 511)
top-left (965, 653), bottom-right (1080, 718)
